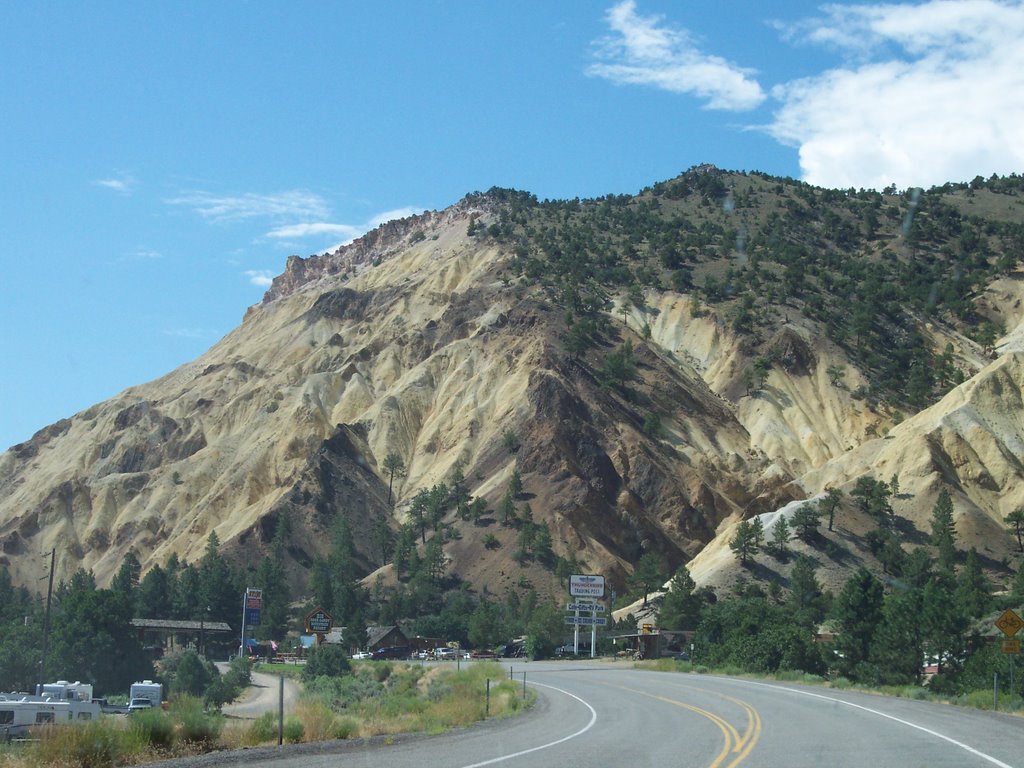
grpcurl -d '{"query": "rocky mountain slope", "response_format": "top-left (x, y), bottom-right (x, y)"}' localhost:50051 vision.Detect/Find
top-left (3, 168), bottom-right (1024, 604)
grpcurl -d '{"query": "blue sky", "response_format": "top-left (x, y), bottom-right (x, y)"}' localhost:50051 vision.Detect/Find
top-left (2, 1), bottom-right (1023, 451)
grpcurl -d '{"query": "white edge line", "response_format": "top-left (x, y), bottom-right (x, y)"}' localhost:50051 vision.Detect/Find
top-left (735, 678), bottom-right (1014, 768)
top-left (457, 681), bottom-right (598, 768)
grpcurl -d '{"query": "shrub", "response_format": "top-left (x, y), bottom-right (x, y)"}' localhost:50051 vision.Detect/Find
top-left (283, 716), bottom-right (305, 743)
top-left (333, 716), bottom-right (360, 739)
top-left (303, 644), bottom-right (352, 681)
top-left (170, 695), bottom-right (223, 745)
top-left (130, 707), bottom-right (176, 749)
top-left (245, 712), bottom-right (278, 745)
top-left (28, 720), bottom-right (142, 768)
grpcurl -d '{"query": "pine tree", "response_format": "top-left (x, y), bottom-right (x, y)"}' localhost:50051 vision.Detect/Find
top-left (787, 555), bottom-right (826, 628)
top-left (749, 517), bottom-right (765, 549)
top-left (508, 468), bottom-right (523, 499)
top-left (382, 452), bottom-right (405, 503)
top-left (955, 548), bottom-right (990, 619)
top-left (729, 521), bottom-right (759, 565)
top-left (930, 489), bottom-right (957, 571)
top-left (821, 488), bottom-right (843, 532)
top-left (832, 567), bottom-right (884, 679)
top-left (768, 516), bottom-right (790, 559)
top-left (658, 566), bottom-right (704, 630)
top-left (198, 532), bottom-right (238, 623)
top-left (630, 553), bottom-right (664, 607)
top-left (791, 503), bottom-right (823, 541)
top-left (1005, 507), bottom-right (1024, 552)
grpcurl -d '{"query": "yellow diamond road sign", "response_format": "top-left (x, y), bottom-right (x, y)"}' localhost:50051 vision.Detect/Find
top-left (995, 608), bottom-right (1024, 637)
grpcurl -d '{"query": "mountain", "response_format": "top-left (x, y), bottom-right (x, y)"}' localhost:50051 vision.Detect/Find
top-left (3, 167), bottom-right (1024, 605)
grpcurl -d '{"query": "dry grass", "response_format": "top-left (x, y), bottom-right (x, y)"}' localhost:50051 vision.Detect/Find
top-left (1, 663), bottom-right (534, 767)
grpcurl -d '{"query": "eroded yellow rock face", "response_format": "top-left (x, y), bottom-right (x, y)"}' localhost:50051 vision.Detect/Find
top-left (3, 197), bottom-right (1024, 596)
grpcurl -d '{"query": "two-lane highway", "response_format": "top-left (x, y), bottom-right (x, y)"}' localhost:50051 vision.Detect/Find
top-left (224, 661), bottom-right (1024, 768)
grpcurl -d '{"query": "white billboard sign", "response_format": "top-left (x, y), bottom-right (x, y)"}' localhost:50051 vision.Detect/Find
top-left (569, 574), bottom-right (605, 598)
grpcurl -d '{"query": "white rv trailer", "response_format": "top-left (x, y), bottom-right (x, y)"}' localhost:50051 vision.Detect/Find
top-left (0, 695), bottom-right (101, 741)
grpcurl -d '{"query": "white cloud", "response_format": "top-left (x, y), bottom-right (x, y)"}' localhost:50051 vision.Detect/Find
top-left (367, 206), bottom-right (424, 228)
top-left (265, 222), bottom-right (361, 240)
top-left (588, 0), bottom-right (765, 111)
top-left (95, 174), bottom-right (136, 194)
top-left (263, 206), bottom-right (425, 250)
top-left (768, 0), bottom-right (1024, 190)
top-left (126, 249), bottom-right (162, 261)
top-left (162, 328), bottom-right (210, 339)
top-left (166, 189), bottom-right (330, 223)
top-left (244, 270), bottom-right (276, 287)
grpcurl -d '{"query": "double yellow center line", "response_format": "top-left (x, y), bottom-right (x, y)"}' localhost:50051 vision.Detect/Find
top-left (610, 684), bottom-right (762, 768)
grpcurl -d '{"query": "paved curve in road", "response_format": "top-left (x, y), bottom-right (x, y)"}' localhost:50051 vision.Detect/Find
top-left (208, 661), bottom-right (1024, 768)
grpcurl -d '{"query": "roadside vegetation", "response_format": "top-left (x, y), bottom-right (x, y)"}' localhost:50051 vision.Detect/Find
top-left (0, 660), bottom-right (530, 768)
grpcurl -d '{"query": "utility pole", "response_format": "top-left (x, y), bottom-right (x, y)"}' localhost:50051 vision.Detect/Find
top-left (38, 548), bottom-right (55, 693)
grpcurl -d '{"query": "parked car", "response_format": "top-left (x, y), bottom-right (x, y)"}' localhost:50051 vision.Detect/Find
top-left (371, 646), bottom-right (410, 660)
top-left (127, 698), bottom-right (153, 713)
top-left (351, 651), bottom-right (372, 660)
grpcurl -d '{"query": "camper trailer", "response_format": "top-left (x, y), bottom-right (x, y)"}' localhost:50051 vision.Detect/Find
top-left (128, 680), bottom-right (162, 711)
top-left (39, 680), bottom-right (93, 702)
top-left (0, 695), bottom-right (100, 741)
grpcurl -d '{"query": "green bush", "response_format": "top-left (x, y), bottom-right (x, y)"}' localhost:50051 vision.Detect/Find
top-left (303, 644), bottom-right (352, 681)
top-left (304, 670), bottom-right (384, 710)
top-left (28, 720), bottom-right (140, 768)
top-left (130, 707), bottom-right (176, 749)
top-left (333, 716), bottom-right (359, 739)
top-left (245, 712), bottom-right (278, 745)
top-left (170, 695), bottom-right (223, 745)
top-left (283, 716), bottom-right (305, 743)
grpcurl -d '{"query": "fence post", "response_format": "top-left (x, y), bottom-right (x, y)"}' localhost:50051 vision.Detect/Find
top-left (486, 678), bottom-right (491, 717)
top-left (278, 674), bottom-right (284, 745)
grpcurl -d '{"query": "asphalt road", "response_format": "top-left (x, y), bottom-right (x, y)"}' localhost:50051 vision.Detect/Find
top-left (205, 661), bottom-right (1024, 768)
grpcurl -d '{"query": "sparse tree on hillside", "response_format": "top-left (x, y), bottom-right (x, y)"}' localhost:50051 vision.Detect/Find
top-left (930, 489), bottom-right (957, 571)
top-left (729, 521), bottom-right (759, 565)
top-left (749, 517), bottom-right (765, 549)
top-left (1006, 508), bottom-right (1024, 552)
top-left (826, 364), bottom-right (846, 387)
top-left (601, 340), bottom-right (637, 391)
top-left (499, 491), bottom-right (517, 527)
top-left (382, 452), bottom-right (405, 504)
top-left (768, 516), bottom-right (790, 560)
top-left (508, 468), bottom-right (523, 499)
top-left (821, 488), bottom-right (843, 532)
top-left (502, 429), bottom-right (520, 454)
top-left (791, 503), bottom-right (823, 541)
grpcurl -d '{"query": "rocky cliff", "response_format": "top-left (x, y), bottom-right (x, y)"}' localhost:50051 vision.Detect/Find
top-left (3, 170), bottom-right (1024, 601)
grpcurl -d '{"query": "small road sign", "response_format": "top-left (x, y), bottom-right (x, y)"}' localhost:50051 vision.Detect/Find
top-left (996, 608), bottom-right (1024, 637)
top-left (1002, 639), bottom-right (1021, 655)
top-left (305, 607), bottom-right (333, 634)
top-left (564, 616), bottom-right (608, 626)
top-left (566, 602), bottom-right (606, 612)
